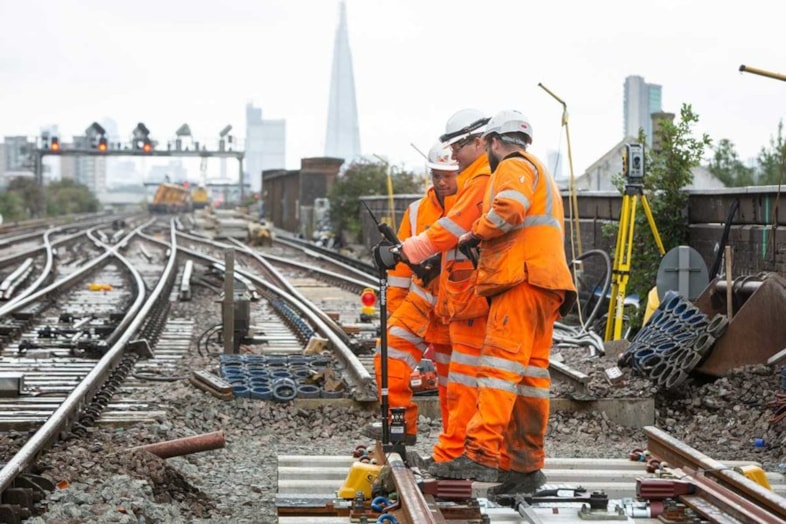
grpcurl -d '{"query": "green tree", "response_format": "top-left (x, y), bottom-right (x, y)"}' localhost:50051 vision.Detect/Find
top-left (627, 104), bottom-right (711, 332)
top-left (6, 177), bottom-right (44, 218)
top-left (45, 179), bottom-right (100, 215)
top-left (707, 138), bottom-right (754, 187)
top-left (327, 159), bottom-right (421, 242)
top-left (756, 120), bottom-right (786, 186)
top-left (0, 190), bottom-right (27, 222)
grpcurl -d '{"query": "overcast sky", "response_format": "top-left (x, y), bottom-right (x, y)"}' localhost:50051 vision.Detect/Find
top-left (1, 0), bottom-right (784, 179)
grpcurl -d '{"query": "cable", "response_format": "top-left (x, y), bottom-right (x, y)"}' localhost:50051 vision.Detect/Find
top-left (570, 249), bottom-right (612, 333)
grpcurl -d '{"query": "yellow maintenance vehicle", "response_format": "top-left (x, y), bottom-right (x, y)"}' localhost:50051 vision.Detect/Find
top-left (148, 183), bottom-right (192, 213)
top-left (192, 186), bottom-right (210, 209)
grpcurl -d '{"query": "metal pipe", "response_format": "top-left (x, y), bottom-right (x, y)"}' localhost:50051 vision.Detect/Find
top-left (739, 65), bottom-right (786, 83)
top-left (128, 431), bottom-right (225, 459)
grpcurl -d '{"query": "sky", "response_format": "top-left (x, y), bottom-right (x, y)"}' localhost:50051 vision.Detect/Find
top-left (1, 0), bottom-right (785, 182)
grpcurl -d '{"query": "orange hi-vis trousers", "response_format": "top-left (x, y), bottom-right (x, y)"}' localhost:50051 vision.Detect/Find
top-left (464, 282), bottom-right (562, 473)
top-left (432, 315), bottom-right (485, 461)
top-left (374, 305), bottom-right (451, 439)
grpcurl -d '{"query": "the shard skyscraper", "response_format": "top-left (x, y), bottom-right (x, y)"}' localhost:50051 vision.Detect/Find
top-left (324, 1), bottom-right (361, 161)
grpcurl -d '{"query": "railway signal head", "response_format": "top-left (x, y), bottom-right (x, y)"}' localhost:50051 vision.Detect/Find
top-left (50, 137), bottom-right (60, 152)
top-left (98, 137), bottom-right (108, 152)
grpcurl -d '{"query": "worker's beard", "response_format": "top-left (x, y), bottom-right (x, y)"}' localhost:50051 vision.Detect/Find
top-left (488, 150), bottom-right (501, 173)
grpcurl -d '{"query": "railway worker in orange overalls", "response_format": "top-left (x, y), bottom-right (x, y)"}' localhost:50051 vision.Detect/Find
top-left (429, 110), bottom-right (577, 494)
top-left (366, 142), bottom-right (459, 445)
top-left (399, 109), bottom-right (492, 463)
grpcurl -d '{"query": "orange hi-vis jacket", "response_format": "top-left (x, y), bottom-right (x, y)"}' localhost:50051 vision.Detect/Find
top-left (386, 186), bottom-right (454, 342)
top-left (402, 154), bottom-right (491, 321)
top-left (472, 151), bottom-right (577, 312)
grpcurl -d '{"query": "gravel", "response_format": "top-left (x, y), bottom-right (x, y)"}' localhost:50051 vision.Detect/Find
top-left (16, 278), bottom-right (786, 523)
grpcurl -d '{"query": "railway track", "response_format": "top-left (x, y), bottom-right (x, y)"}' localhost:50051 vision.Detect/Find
top-left (0, 219), bottom-right (180, 522)
top-left (3, 214), bottom-right (782, 523)
top-left (276, 428), bottom-right (786, 523)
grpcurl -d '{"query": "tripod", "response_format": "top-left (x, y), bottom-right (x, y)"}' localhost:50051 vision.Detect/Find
top-left (604, 182), bottom-right (665, 341)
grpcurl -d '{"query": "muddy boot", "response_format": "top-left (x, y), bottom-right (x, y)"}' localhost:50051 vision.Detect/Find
top-left (488, 469), bottom-right (546, 496)
top-left (428, 454), bottom-right (498, 482)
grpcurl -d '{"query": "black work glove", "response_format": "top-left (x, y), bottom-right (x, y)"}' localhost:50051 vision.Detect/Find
top-left (411, 253), bottom-right (442, 286)
top-left (372, 240), bottom-right (401, 271)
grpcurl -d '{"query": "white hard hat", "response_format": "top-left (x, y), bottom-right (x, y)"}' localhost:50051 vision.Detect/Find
top-left (426, 142), bottom-right (459, 171)
top-left (482, 109), bottom-right (533, 144)
top-left (439, 108), bottom-right (490, 146)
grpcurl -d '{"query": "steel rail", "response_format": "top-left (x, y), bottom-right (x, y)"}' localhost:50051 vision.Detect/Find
top-left (142, 233), bottom-right (377, 401)
top-left (387, 452), bottom-right (441, 524)
top-left (225, 238), bottom-right (359, 332)
top-left (255, 252), bottom-right (378, 290)
top-left (273, 233), bottom-right (377, 277)
top-left (1, 230), bottom-right (57, 310)
top-left (0, 219), bottom-right (177, 496)
top-left (0, 229), bottom-right (84, 268)
top-left (177, 230), bottom-right (377, 290)
top-left (645, 426), bottom-right (786, 521)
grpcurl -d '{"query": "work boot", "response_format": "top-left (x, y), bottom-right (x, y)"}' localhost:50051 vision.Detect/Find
top-left (405, 450), bottom-right (434, 471)
top-left (428, 454), bottom-right (498, 482)
top-left (362, 422), bottom-right (416, 445)
top-left (488, 469), bottom-right (547, 496)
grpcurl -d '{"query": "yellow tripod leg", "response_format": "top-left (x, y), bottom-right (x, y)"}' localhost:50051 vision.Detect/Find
top-left (605, 195), bottom-right (638, 341)
top-left (639, 195), bottom-right (666, 256)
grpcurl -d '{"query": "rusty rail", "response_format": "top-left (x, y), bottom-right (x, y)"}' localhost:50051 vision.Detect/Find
top-left (645, 426), bottom-right (786, 522)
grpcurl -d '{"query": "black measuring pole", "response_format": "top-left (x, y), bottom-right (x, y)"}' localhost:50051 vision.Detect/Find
top-left (376, 258), bottom-right (392, 447)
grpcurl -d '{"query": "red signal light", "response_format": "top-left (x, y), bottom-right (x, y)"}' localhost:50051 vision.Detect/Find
top-left (142, 141), bottom-right (152, 153)
top-left (182, 181), bottom-right (189, 188)
top-left (360, 288), bottom-right (377, 307)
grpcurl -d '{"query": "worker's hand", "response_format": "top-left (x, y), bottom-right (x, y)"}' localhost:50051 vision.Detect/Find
top-left (372, 240), bottom-right (400, 270)
top-left (397, 241), bottom-right (410, 264)
top-left (458, 232), bottom-right (481, 249)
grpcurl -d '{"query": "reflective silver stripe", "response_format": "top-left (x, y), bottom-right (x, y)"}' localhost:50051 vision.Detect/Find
top-left (386, 346), bottom-right (420, 369)
top-left (478, 375), bottom-right (517, 394)
top-left (480, 355), bottom-right (527, 375)
top-left (451, 351), bottom-right (480, 367)
top-left (434, 352), bottom-right (451, 365)
top-left (438, 375), bottom-right (448, 387)
top-left (496, 189), bottom-right (530, 212)
top-left (543, 171), bottom-right (553, 215)
top-left (409, 199), bottom-right (422, 234)
top-left (486, 209), bottom-right (511, 232)
top-left (409, 283), bottom-right (436, 305)
top-left (525, 366), bottom-right (551, 380)
top-left (524, 214), bottom-right (561, 229)
top-left (388, 276), bottom-right (411, 288)
top-left (436, 216), bottom-right (467, 238)
top-left (389, 326), bottom-right (428, 352)
top-left (448, 370), bottom-right (478, 388)
top-left (445, 250), bottom-right (467, 262)
top-left (517, 384), bottom-right (550, 399)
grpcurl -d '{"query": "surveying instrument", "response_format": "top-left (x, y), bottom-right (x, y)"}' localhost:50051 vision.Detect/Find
top-left (604, 143), bottom-right (666, 341)
top-left (361, 202), bottom-right (411, 459)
